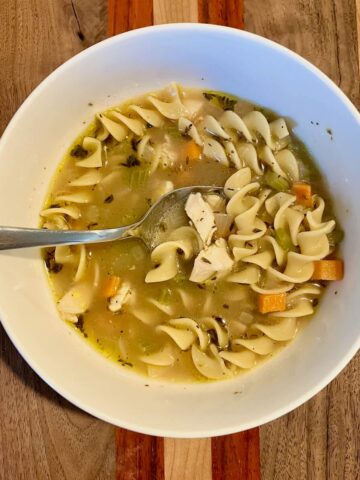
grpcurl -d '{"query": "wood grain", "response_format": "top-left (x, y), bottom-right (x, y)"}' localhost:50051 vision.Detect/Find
top-left (164, 438), bottom-right (211, 480)
top-left (116, 430), bottom-right (164, 480)
top-left (0, 2), bottom-right (114, 480)
top-left (212, 430), bottom-right (260, 480)
top-left (198, 0), bottom-right (244, 29)
top-left (357, 0), bottom-right (360, 74)
top-left (107, 4), bottom-right (166, 480)
top-left (154, 0), bottom-right (198, 24)
top-left (153, 2), bottom-right (260, 480)
top-left (108, 0), bottom-right (153, 36)
top-left (245, 0), bottom-right (360, 108)
top-left (0, 1), bottom-right (359, 479)
top-left (245, 1), bottom-right (360, 478)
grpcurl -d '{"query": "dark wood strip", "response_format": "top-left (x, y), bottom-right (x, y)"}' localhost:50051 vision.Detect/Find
top-left (115, 429), bottom-right (164, 480)
top-left (107, 3), bottom-right (164, 480)
top-left (212, 429), bottom-right (260, 480)
top-left (198, 0), bottom-right (244, 29)
top-left (108, 0), bottom-right (153, 36)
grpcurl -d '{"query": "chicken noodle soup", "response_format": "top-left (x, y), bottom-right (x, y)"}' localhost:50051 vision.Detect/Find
top-left (41, 84), bottom-right (344, 382)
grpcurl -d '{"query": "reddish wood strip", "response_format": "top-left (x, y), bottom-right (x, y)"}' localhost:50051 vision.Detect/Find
top-left (212, 429), bottom-right (260, 480)
top-left (108, 3), bottom-right (163, 480)
top-left (116, 429), bottom-right (164, 480)
top-left (108, 0), bottom-right (153, 36)
top-left (198, 0), bottom-right (244, 29)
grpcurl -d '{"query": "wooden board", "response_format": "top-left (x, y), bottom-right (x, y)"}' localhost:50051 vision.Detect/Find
top-left (0, 1), bottom-right (358, 479)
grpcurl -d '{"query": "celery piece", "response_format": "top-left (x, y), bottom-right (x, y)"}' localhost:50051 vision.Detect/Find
top-left (126, 167), bottom-right (149, 188)
top-left (263, 171), bottom-right (290, 192)
top-left (275, 228), bottom-right (293, 252)
top-left (167, 126), bottom-right (183, 138)
top-left (327, 229), bottom-right (344, 246)
top-left (173, 272), bottom-right (188, 283)
top-left (157, 288), bottom-right (172, 305)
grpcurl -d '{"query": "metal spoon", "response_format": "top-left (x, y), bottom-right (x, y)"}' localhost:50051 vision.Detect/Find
top-left (0, 186), bottom-right (223, 250)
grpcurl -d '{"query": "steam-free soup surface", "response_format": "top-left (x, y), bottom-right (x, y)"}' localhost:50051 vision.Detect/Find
top-left (41, 84), bottom-right (343, 382)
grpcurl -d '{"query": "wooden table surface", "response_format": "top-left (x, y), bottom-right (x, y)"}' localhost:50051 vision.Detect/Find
top-left (0, 1), bottom-right (359, 479)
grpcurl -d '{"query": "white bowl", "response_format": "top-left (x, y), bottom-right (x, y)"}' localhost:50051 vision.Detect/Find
top-left (0, 24), bottom-right (359, 438)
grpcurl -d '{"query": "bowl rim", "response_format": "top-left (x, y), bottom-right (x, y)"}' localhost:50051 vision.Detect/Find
top-left (0, 23), bottom-right (359, 437)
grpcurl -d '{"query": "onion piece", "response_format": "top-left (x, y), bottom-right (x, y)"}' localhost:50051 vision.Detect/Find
top-left (214, 213), bottom-right (234, 238)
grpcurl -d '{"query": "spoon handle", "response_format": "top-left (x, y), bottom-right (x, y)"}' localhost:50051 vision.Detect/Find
top-left (0, 225), bottom-right (132, 250)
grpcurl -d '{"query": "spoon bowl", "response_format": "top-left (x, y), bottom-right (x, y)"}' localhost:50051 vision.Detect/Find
top-left (0, 186), bottom-right (223, 250)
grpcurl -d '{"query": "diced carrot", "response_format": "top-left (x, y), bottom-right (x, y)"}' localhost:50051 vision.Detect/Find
top-left (258, 293), bottom-right (287, 314)
top-left (292, 182), bottom-right (313, 207)
top-left (103, 275), bottom-right (121, 298)
top-left (185, 141), bottom-right (202, 161)
top-left (311, 259), bottom-right (344, 281)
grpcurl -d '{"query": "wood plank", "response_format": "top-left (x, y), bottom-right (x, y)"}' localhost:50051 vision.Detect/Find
top-left (197, 3), bottom-right (261, 478)
top-left (107, 3), bottom-right (164, 480)
top-left (153, 3), bottom-right (260, 480)
top-left (0, 2), bottom-right (113, 479)
top-left (245, 1), bottom-right (360, 478)
top-left (244, 0), bottom-right (360, 108)
top-left (116, 429), bottom-right (164, 480)
top-left (164, 438), bottom-right (212, 480)
top-left (357, 0), bottom-right (360, 75)
top-left (212, 430), bottom-right (260, 480)
top-left (0, 0), bottom-right (107, 135)
top-left (154, 0), bottom-right (198, 24)
top-left (145, 8), bottom-right (212, 480)
top-left (258, 356), bottom-right (359, 480)
top-left (0, 327), bottom-right (115, 480)
top-left (108, 0), bottom-right (153, 36)
top-left (198, 0), bottom-right (244, 29)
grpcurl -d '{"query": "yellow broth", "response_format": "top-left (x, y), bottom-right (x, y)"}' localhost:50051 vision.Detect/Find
top-left (41, 85), bottom-right (341, 382)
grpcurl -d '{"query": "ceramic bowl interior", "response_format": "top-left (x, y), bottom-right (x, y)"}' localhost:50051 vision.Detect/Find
top-left (0, 24), bottom-right (359, 437)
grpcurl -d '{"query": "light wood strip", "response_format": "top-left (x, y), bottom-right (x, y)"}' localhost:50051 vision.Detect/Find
top-left (152, 3), bottom-right (213, 479)
top-left (153, 0), bottom-right (198, 24)
top-left (164, 438), bottom-right (212, 480)
top-left (155, 2), bottom-right (259, 480)
top-left (245, 1), bottom-right (360, 478)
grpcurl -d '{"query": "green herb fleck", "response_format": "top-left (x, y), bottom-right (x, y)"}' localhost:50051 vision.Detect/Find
top-left (122, 154), bottom-right (140, 168)
top-left (117, 358), bottom-right (133, 367)
top-left (44, 248), bottom-right (63, 273)
top-left (201, 257), bottom-right (212, 264)
top-left (70, 144), bottom-right (88, 158)
top-left (203, 90), bottom-right (238, 111)
top-left (159, 222), bottom-right (167, 232)
top-left (76, 314), bottom-right (85, 333)
top-left (327, 229), bottom-right (344, 246)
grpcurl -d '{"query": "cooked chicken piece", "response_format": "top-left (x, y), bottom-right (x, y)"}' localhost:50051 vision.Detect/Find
top-left (185, 192), bottom-right (216, 246)
top-left (108, 282), bottom-right (132, 312)
top-left (190, 238), bottom-right (234, 283)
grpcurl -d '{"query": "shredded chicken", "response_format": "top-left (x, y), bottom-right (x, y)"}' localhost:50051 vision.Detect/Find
top-left (190, 239), bottom-right (234, 283)
top-left (108, 282), bottom-right (132, 312)
top-left (185, 193), bottom-right (216, 245)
